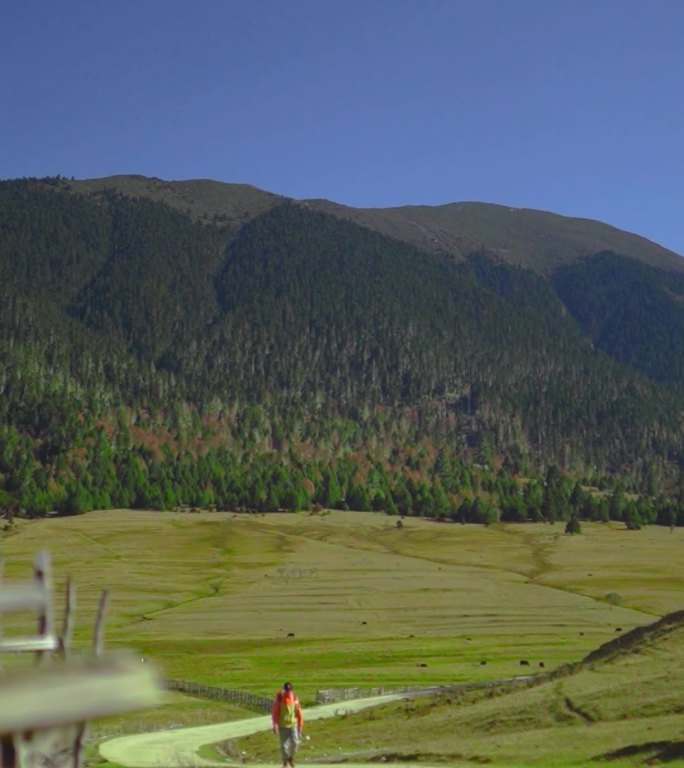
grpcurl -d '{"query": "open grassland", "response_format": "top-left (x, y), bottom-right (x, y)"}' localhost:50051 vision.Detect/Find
top-left (2, 511), bottom-right (682, 693)
top-left (237, 614), bottom-right (684, 767)
top-left (2, 510), bottom-right (684, 766)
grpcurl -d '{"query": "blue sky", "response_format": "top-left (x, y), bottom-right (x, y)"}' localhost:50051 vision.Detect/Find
top-left (2, 0), bottom-right (683, 255)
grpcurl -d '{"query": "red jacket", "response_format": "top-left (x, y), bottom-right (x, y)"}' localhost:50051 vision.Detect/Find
top-left (272, 689), bottom-right (303, 731)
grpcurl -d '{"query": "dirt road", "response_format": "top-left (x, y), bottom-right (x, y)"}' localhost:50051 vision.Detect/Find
top-left (99, 694), bottom-right (408, 768)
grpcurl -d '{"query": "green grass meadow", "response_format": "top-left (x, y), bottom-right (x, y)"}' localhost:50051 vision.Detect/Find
top-left (2, 510), bottom-right (683, 766)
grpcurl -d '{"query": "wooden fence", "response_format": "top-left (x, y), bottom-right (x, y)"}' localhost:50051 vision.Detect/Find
top-left (167, 680), bottom-right (435, 709)
top-left (0, 551), bottom-right (160, 768)
top-left (315, 685), bottom-right (434, 704)
top-left (165, 679), bottom-right (273, 711)
top-left (166, 680), bottom-right (448, 709)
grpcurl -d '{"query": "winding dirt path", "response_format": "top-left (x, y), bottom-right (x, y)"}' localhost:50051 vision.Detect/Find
top-left (99, 694), bottom-right (411, 768)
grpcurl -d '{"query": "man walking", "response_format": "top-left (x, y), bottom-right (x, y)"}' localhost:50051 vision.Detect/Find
top-left (272, 681), bottom-right (303, 768)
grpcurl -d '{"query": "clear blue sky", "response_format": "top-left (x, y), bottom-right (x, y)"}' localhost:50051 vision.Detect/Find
top-left (2, 0), bottom-right (683, 255)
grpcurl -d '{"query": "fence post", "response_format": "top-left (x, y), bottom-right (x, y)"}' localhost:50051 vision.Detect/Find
top-left (0, 553), bottom-right (161, 768)
top-left (32, 551), bottom-right (53, 667)
top-left (58, 577), bottom-right (75, 659)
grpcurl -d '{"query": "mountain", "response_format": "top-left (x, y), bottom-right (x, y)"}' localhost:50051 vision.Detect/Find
top-left (66, 175), bottom-right (684, 275)
top-left (0, 176), bottom-right (682, 521)
top-left (67, 174), bottom-right (282, 230)
top-left (308, 199), bottom-right (684, 275)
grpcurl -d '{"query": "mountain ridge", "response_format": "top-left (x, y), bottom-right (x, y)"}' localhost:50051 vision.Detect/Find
top-left (63, 174), bottom-right (684, 275)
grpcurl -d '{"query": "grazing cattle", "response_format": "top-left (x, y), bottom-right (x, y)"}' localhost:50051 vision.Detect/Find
top-left (287, 632), bottom-right (295, 637)
top-left (519, 660), bottom-right (529, 666)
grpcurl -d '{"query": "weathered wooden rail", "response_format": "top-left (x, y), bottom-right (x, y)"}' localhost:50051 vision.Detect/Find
top-left (0, 551), bottom-right (160, 768)
top-left (315, 685), bottom-right (431, 704)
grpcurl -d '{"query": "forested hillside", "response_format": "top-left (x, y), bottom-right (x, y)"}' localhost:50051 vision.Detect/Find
top-left (1, 177), bottom-right (682, 525)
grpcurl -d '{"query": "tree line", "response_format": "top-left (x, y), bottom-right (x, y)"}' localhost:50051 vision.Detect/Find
top-left (1, 419), bottom-right (682, 530)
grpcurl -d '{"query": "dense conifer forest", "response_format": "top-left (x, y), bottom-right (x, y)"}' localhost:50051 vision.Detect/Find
top-left (1, 177), bottom-right (682, 526)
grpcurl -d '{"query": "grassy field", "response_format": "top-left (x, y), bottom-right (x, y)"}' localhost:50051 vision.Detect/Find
top-left (2, 509), bottom-right (683, 766)
top-left (236, 612), bottom-right (684, 767)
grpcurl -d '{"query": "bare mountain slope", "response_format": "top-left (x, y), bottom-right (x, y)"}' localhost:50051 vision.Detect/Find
top-left (304, 197), bottom-right (684, 275)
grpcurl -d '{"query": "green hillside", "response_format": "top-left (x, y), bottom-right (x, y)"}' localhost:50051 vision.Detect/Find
top-left (554, 251), bottom-right (684, 385)
top-left (0, 177), bottom-right (683, 525)
top-left (239, 610), bottom-right (684, 766)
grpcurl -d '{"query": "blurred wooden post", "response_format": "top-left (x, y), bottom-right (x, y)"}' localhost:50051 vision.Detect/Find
top-left (33, 550), bottom-right (54, 665)
top-left (92, 590), bottom-right (108, 656)
top-left (0, 654), bottom-right (161, 768)
top-left (0, 739), bottom-right (15, 768)
top-left (0, 550), bottom-right (59, 655)
top-left (58, 577), bottom-right (75, 658)
top-left (71, 590), bottom-right (108, 768)
top-left (0, 552), bottom-right (161, 768)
